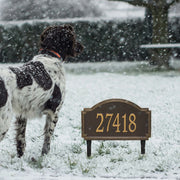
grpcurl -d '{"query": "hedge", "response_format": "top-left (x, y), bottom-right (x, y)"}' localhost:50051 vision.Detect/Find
top-left (0, 18), bottom-right (179, 63)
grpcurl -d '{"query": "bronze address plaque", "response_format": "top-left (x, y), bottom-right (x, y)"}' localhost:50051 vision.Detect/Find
top-left (81, 99), bottom-right (151, 156)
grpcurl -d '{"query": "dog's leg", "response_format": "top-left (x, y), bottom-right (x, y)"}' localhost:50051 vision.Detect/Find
top-left (15, 116), bottom-right (27, 158)
top-left (42, 113), bottom-right (58, 155)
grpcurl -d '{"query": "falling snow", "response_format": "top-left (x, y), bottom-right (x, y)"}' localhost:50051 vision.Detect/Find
top-left (0, 0), bottom-right (180, 179)
top-left (0, 61), bottom-right (180, 179)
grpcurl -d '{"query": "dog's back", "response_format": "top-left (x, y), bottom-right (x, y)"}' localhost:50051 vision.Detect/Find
top-left (9, 54), bottom-right (65, 119)
top-left (0, 54), bottom-right (65, 140)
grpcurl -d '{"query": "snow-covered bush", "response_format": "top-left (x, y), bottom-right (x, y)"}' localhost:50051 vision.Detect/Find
top-left (0, 19), bottom-right (149, 63)
top-left (0, 18), bottom-right (179, 63)
top-left (0, 0), bottom-right (103, 20)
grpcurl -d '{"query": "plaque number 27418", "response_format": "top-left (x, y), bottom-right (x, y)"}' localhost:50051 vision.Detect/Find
top-left (96, 113), bottom-right (136, 133)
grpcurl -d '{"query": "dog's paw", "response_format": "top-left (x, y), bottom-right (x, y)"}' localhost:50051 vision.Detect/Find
top-left (17, 150), bottom-right (24, 158)
top-left (41, 145), bottom-right (50, 156)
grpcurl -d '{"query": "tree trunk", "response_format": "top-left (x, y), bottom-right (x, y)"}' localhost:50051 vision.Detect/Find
top-left (150, 6), bottom-right (170, 67)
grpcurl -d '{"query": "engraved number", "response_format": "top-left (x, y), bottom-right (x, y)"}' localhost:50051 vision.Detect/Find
top-left (106, 114), bottom-right (113, 132)
top-left (129, 113), bottom-right (136, 132)
top-left (96, 113), bottom-right (104, 132)
top-left (122, 114), bottom-right (128, 133)
top-left (96, 113), bottom-right (137, 133)
top-left (112, 113), bottom-right (120, 132)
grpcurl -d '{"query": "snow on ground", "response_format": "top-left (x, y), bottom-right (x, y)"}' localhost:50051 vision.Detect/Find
top-left (0, 61), bottom-right (180, 179)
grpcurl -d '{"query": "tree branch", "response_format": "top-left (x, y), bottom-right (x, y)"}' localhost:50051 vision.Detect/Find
top-left (109, 0), bottom-right (149, 7)
top-left (167, 0), bottom-right (180, 7)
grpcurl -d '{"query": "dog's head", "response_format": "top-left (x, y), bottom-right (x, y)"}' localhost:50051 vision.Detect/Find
top-left (40, 24), bottom-right (83, 60)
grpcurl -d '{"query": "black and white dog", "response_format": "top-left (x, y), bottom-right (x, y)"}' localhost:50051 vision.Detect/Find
top-left (0, 24), bottom-right (83, 157)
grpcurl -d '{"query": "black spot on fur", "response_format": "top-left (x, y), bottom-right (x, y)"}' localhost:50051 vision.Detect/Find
top-left (0, 77), bottom-right (8, 108)
top-left (10, 61), bottom-right (52, 90)
top-left (1, 131), bottom-right (7, 137)
top-left (10, 67), bottom-right (33, 89)
top-left (44, 84), bottom-right (62, 112)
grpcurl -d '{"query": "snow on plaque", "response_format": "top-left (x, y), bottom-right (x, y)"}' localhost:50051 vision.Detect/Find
top-left (81, 99), bottom-right (151, 157)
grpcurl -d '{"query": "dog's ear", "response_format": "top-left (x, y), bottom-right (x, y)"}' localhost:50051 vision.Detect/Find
top-left (40, 26), bottom-right (55, 42)
top-left (40, 25), bottom-right (73, 45)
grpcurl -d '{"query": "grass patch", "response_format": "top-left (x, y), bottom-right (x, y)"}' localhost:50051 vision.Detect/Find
top-left (67, 156), bottom-right (78, 170)
top-left (155, 165), bottom-right (165, 172)
top-left (97, 142), bottom-right (111, 156)
top-left (71, 144), bottom-right (82, 154)
top-left (28, 157), bottom-right (44, 169)
top-left (110, 157), bottom-right (123, 163)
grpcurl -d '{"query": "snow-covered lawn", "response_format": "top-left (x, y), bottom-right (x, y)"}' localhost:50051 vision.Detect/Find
top-left (0, 61), bottom-right (180, 179)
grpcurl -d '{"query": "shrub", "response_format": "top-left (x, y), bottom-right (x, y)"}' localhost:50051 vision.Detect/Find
top-left (0, 17), bottom-right (179, 63)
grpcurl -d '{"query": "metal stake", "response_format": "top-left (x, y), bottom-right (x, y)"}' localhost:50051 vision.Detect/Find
top-left (141, 140), bottom-right (146, 154)
top-left (87, 140), bottom-right (91, 157)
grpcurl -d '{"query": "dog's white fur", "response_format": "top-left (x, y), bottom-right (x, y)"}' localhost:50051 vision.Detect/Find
top-left (0, 54), bottom-right (65, 147)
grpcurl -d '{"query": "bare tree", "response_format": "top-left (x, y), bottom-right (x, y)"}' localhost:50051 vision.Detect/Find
top-left (109, 0), bottom-right (180, 67)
